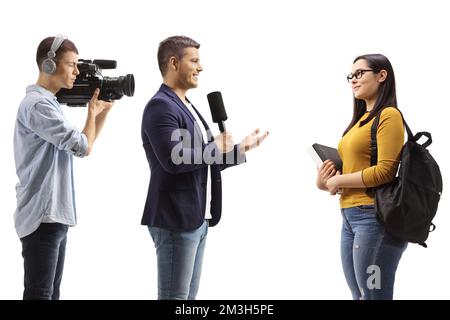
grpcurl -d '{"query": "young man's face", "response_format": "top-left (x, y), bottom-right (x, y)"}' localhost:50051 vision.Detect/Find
top-left (52, 51), bottom-right (80, 90)
top-left (176, 47), bottom-right (203, 90)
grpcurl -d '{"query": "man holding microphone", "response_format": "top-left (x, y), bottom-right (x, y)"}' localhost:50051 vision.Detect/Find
top-left (141, 35), bottom-right (268, 300)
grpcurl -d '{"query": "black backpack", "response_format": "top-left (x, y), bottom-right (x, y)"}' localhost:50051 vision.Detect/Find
top-left (369, 108), bottom-right (443, 247)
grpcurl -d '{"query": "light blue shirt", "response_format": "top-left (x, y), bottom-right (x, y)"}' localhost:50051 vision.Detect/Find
top-left (13, 84), bottom-right (88, 238)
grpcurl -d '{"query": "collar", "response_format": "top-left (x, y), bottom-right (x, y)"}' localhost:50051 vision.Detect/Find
top-left (159, 83), bottom-right (196, 122)
top-left (27, 84), bottom-right (58, 101)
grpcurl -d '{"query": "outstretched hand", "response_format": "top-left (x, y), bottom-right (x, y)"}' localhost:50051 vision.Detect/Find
top-left (239, 128), bottom-right (269, 154)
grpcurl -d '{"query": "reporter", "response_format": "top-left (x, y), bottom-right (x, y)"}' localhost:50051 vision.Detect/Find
top-left (141, 36), bottom-right (268, 300)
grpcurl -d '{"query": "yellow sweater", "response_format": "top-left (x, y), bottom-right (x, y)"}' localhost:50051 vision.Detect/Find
top-left (338, 107), bottom-right (404, 209)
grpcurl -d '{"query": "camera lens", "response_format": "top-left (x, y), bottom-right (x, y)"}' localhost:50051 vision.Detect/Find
top-left (121, 74), bottom-right (135, 97)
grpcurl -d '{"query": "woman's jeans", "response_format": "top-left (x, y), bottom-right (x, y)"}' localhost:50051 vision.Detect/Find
top-left (341, 205), bottom-right (407, 300)
top-left (20, 222), bottom-right (68, 300)
top-left (148, 220), bottom-right (208, 300)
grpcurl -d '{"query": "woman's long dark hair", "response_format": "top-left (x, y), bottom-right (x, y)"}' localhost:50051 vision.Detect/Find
top-left (342, 54), bottom-right (398, 136)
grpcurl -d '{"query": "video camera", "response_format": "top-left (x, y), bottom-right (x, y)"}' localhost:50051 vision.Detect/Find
top-left (56, 59), bottom-right (135, 107)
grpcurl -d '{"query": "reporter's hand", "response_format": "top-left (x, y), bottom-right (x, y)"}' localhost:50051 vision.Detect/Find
top-left (214, 131), bottom-right (234, 154)
top-left (238, 128), bottom-right (269, 154)
top-left (316, 160), bottom-right (336, 191)
top-left (88, 88), bottom-right (114, 116)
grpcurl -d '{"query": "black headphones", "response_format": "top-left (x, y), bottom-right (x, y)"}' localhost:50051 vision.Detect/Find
top-left (42, 34), bottom-right (67, 74)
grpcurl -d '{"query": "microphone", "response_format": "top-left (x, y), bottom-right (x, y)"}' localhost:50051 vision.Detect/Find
top-left (207, 91), bottom-right (228, 132)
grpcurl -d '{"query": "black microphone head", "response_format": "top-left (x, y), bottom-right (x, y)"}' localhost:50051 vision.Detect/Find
top-left (207, 91), bottom-right (228, 123)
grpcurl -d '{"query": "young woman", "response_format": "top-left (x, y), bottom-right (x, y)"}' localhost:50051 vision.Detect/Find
top-left (316, 54), bottom-right (407, 300)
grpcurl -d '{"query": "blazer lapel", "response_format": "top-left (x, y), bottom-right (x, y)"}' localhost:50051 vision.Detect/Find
top-left (159, 84), bottom-right (195, 123)
top-left (159, 84), bottom-right (204, 142)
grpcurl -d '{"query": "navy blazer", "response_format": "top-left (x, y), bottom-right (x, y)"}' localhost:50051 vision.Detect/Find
top-left (141, 84), bottom-right (245, 230)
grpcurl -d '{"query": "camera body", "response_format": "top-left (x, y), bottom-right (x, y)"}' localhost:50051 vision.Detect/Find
top-left (56, 59), bottom-right (135, 107)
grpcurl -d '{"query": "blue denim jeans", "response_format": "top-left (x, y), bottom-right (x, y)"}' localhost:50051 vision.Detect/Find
top-left (148, 220), bottom-right (208, 300)
top-left (20, 222), bottom-right (68, 300)
top-left (340, 205), bottom-right (407, 300)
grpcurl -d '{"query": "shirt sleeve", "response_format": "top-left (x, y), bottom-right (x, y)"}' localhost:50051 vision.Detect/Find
top-left (26, 101), bottom-right (88, 158)
top-left (362, 108), bottom-right (404, 187)
top-left (220, 144), bottom-right (246, 171)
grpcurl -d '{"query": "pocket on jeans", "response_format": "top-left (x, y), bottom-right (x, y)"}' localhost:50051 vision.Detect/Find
top-left (149, 227), bottom-right (161, 247)
top-left (355, 205), bottom-right (375, 212)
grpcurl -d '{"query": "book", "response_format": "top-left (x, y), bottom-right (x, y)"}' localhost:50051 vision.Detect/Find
top-left (307, 143), bottom-right (343, 171)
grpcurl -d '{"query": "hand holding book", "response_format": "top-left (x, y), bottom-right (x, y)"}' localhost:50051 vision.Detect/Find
top-left (307, 143), bottom-right (342, 171)
top-left (319, 160), bottom-right (343, 195)
top-left (309, 144), bottom-right (343, 195)
top-left (325, 165), bottom-right (342, 195)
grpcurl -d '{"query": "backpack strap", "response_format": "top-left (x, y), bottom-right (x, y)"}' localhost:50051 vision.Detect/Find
top-left (395, 109), bottom-right (430, 147)
top-left (368, 107), bottom-right (408, 195)
top-left (369, 108), bottom-right (414, 168)
top-left (369, 113), bottom-right (381, 167)
top-left (366, 113), bottom-right (382, 197)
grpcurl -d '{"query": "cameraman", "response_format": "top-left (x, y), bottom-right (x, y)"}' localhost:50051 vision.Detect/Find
top-left (13, 35), bottom-right (113, 300)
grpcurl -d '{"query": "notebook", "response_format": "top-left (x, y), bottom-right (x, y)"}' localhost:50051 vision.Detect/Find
top-left (307, 143), bottom-right (343, 171)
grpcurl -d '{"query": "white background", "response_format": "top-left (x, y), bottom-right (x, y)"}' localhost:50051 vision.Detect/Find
top-left (1, 0), bottom-right (449, 300)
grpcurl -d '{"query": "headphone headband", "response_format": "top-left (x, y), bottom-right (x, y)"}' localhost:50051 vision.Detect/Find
top-left (48, 34), bottom-right (67, 59)
top-left (42, 34), bottom-right (68, 74)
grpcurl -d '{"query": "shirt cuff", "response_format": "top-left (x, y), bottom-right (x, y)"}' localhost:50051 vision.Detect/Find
top-left (234, 144), bottom-right (246, 164)
top-left (361, 167), bottom-right (375, 188)
top-left (71, 133), bottom-right (88, 158)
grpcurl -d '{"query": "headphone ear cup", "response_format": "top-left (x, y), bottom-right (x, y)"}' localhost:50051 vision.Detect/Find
top-left (42, 58), bottom-right (56, 74)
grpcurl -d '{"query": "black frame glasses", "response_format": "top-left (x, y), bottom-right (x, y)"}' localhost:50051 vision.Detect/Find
top-left (346, 69), bottom-right (378, 82)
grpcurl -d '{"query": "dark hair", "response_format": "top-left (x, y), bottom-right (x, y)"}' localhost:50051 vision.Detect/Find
top-left (157, 36), bottom-right (200, 76)
top-left (36, 36), bottom-right (78, 71)
top-left (342, 54), bottom-right (398, 136)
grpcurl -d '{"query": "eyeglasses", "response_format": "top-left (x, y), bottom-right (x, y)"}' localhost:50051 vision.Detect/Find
top-left (346, 69), bottom-right (378, 82)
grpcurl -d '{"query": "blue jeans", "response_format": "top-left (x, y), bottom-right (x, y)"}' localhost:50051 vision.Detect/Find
top-left (20, 222), bottom-right (68, 300)
top-left (340, 205), bottom-right (407, 300)
top-left (148, 220), bottom-right (208, 300)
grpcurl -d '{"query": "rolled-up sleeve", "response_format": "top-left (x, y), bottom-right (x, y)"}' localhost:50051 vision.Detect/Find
top-left (26, 101), bottom-right (88, 157)
top-left (362, 108), bottom-right (404, 187)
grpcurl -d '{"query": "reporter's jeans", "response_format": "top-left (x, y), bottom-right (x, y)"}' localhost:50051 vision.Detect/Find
top-left (148, 220), bottom-right (208, 300)
top-left (340, 205), bottom-right (407, 300)
top-left (20, 222), bottom-right (68, 300)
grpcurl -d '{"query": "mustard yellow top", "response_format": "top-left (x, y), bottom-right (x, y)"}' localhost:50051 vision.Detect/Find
top-left (338, 107), bottom-right (404, 209)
